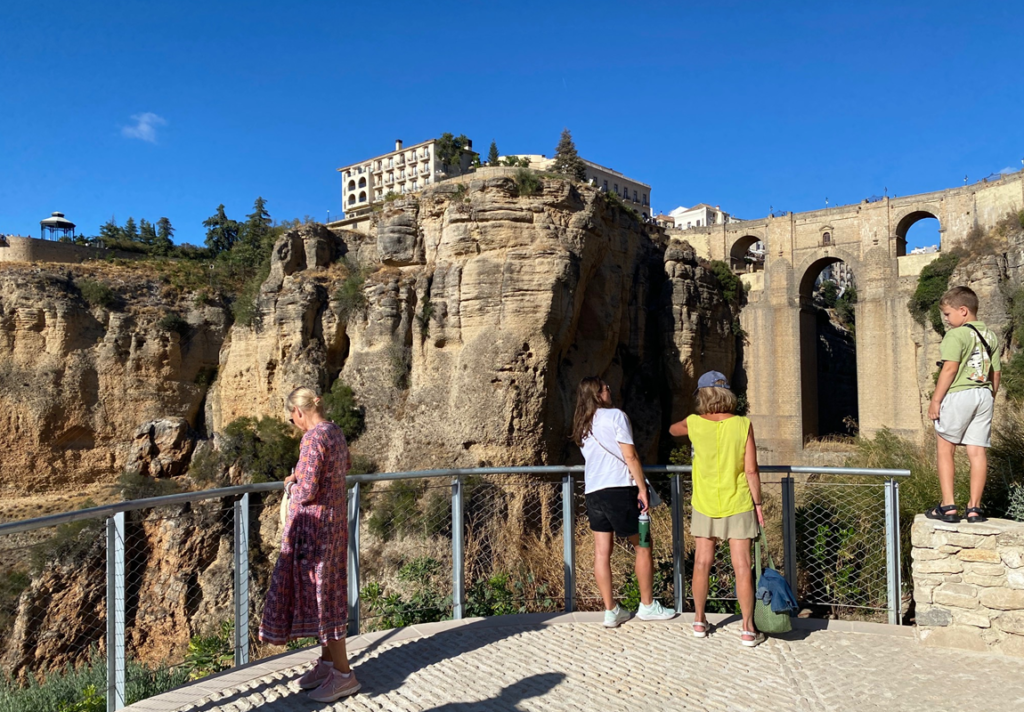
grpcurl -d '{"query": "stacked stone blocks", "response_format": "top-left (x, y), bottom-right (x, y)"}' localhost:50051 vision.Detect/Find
top-left (911, 514), bottom-right (1024, 656)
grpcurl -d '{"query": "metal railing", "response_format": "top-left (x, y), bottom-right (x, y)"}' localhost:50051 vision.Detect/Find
top-left (0, 465), bottom-right (907, 711)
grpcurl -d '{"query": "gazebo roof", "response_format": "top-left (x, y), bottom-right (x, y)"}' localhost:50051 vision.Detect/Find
top-left (40, 211), bottom-right (75, 229)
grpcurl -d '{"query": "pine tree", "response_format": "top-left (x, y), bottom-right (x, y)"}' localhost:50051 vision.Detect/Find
top-left (154, 217), bottom-right (174, 256)
top-left (123, 217), bottom-right (139, 242)
top-left (98, 217), bottom-right (122, 247)
top-left (241, 197), bottom-right (272, 252)
top-left (552, 128), bottom-right (586, 181)
top-left (488, 140), bottom-right (500, 166)
top-left (139, 219), bottom-right (157, 246)
top-left (203, 205), bottom-right (240, 256)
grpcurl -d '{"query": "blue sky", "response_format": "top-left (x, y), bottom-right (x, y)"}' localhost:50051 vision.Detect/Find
top-left (2, 1), bottom-right (1022, 250)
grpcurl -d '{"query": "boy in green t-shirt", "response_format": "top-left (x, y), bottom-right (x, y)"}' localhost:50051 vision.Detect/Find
top-left (926, 286), bottom-right (1001, 524)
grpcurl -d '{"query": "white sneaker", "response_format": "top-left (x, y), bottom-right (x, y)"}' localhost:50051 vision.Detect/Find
top-left (637, 600), bottom-right (676, 621)
top-left (603, 605), bottom-right (631, 628)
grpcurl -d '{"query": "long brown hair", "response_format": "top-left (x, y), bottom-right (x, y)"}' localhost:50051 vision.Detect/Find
top-left (572, 376), bottom-right (606, 446)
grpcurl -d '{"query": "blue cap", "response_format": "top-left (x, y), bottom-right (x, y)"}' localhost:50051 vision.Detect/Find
top-left (695, 371), bottom-right (730, 394)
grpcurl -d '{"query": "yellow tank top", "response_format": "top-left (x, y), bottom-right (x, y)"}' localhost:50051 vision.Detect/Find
top-left (687, 414), bottom-right (753, 518)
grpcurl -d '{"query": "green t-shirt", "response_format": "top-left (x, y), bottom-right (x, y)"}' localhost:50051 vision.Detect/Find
top-left (939, 321), bottom-right (1001, 394)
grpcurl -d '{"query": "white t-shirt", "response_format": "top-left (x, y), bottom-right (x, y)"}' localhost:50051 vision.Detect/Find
top-left (581, 408), bottom-right (635, 494)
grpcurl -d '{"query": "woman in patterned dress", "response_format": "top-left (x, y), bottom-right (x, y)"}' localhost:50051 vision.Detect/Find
top-left (258, 387), bottom-right (360, 702)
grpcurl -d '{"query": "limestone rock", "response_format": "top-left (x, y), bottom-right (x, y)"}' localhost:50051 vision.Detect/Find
top-left (0, 265), bottom-right (229, 494)
top-left (208, 177), bottom-right (737, 472)
top-left (126, 417), bottom-right (196, 478)
top-left (979, 588), bottom-right (1024, 610)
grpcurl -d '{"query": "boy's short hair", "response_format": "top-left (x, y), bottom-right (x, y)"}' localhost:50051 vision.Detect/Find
top-left (939, 286), bottom-right (979, 313)
top-left (696, 387), bottom-right (737, 415)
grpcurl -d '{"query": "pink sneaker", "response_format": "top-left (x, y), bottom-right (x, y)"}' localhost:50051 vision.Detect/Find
top-left (308, 669), bottom-right (361, 702)
top-left (297, 661), bottom-right (330, 690)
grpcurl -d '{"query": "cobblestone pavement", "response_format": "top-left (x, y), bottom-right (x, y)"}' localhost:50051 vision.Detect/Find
top-left (130, 614), bottom-right (1024, 712)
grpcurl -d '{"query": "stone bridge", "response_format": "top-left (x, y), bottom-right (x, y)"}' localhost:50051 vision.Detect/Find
top-left (671, 171), bottom-right (1024, 459)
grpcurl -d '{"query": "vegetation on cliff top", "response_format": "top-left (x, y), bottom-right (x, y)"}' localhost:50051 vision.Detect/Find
top-left (908, 250), bottom-right (962, 335)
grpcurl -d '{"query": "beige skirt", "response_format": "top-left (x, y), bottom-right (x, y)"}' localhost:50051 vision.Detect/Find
top-left (691, 508), bottom-right (758, 540)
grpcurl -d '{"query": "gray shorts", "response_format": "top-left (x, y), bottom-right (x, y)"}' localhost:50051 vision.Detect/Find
top-left (934, 388), bottom-right (994, 447)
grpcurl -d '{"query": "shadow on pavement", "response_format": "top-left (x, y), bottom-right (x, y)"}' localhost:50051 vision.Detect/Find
top-left (418, 672), bottom-right (567, 711)
top-left (353, 620), bottom-right (553, 696)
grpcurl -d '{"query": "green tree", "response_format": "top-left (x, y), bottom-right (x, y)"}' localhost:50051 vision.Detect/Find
top-left (323, 379), bottom-right (366, 441)
top-left (138, 218), bottom-right (157, 246)
top-left (123, 217), bottom-right (139, 243)
top-left (203, 204), bottom-right (240, 256)
top-left (552, 128), bottom-right (586, 181)
top-left (487, 140), bottom-right (500, 166)
top-left (98, 217), bottom-right (123, 247)
top-left (240, 197), bottom-right (273, 256)
top-left (155, 217), bottom-right (174, 255)
top-left (435, 132), bottom-right (471, 173)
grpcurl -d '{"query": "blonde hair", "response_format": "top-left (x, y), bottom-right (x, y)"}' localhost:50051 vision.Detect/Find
top-left (286, 387), bottom-right (323, 415)
top-left (696, 387), bottom-right (737, 415)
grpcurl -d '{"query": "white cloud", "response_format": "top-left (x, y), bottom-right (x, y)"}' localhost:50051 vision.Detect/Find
top-left (121, 112), bottom-right (167, 143)
top-left (1000, 166), bottom-right (1018, 175)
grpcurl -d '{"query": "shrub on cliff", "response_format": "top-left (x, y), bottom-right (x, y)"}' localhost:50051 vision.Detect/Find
top-left (514, 168), bottom-right (541, 197)
top-left (157, 311), bottom-right (191, 338)
top-left (333, 261), bottom-right (367, 324)
top-left (908, 250), bottom-right (961, 335)
top-left (75, 278), bottom-right (115, 309)
top-left (220, 416), bottom-right (300, 483)
top-left (709, 260), bottom-right (741, 305)
top-left (323, 379), bottom-right (365, 441)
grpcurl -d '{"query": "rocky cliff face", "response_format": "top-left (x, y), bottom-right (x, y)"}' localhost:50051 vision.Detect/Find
top-left (1, 176), bottom-right (737, 679)
top-left (0, 265), bottom-right (228, 496)
top-left (208, 177), bottom-right (736, 469)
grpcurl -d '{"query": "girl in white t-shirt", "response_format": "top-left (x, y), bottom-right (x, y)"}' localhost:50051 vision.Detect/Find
top-left (572, 376), bottom-right (676, 627)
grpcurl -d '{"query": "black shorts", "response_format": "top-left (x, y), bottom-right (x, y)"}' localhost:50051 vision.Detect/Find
top-left (585, 486), bottom-right (640, 537)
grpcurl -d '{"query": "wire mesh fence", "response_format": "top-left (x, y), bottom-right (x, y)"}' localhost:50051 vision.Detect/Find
top-left (792, 479), bottom-right (889, 618)
top-left (0, 467), bottom-right (906, 711)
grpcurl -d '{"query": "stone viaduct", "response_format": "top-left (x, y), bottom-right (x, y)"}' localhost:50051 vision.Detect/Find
top-left (672, 171), bottom-right (1024, 460)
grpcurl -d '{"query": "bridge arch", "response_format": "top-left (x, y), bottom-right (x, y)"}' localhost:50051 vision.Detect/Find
top-left (894, 209), bottom-right (941, 256)
top-left (728, 234), bottom-right (765, 273)
top-left (797, 251), bottom-right (860, 441)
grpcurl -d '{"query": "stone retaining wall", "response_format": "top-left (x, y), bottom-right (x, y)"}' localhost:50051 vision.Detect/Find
top-left (911, 514), bottom-right (1024, 656)
top-left (0, 235), bottom-right (143, 264)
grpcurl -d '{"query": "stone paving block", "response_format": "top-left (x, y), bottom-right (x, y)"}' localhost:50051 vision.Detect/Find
top-left (915, 559), bottom-right (965, 574)
top-left (957, 548), bottom-right (1002, 563)
top-left (999, 546), bottom-right (1024, 569)
top-left (963, 573), bottom-right (1007, 587)
top-left (979, 588), bottom-right (1024, 610)
top-left (992, 611), bottom-right (1024, 635)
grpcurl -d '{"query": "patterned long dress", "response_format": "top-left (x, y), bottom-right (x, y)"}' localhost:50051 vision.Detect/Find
top-left (259, 420), bottom-right (350, 644)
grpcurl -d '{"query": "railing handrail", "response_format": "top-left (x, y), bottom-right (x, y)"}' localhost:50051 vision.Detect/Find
top-left (0, 465), bottom-right (909, 537)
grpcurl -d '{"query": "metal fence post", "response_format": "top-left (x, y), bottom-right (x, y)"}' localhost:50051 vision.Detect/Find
top-left (781, 477), bottom-right (797, 593)
top-left (106, 512), bottom-right (125, 712)
top-left (884, 479), bottom-right (902, 625)
top-left (347, 482), bottom-right (361, 637)
top-left (671, 474), bottom-right (685, 613)
top-left (452, 476), bottom-right (465, 619)
top-left (233, 493), bottom-right (249, 667)
top-left (562, 474), bottom-right (576, 612)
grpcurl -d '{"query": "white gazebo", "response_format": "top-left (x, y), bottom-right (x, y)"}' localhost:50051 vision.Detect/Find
top-left (40, 211), bottom-right (75, 241)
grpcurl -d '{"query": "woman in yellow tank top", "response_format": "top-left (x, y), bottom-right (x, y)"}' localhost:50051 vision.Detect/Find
top-left (669, 371), bottom-right (765, 647)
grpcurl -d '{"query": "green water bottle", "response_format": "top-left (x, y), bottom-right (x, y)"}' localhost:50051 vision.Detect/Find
top-left (638, 511), bottom-right (651, 548)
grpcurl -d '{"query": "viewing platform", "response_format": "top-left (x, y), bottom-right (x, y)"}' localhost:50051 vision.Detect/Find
top-left (126, 613), bottom-right (1024, 712)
